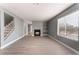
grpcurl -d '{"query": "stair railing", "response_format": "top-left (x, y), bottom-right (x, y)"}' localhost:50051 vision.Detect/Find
top-left (4, 20), bottom-right (15, 40)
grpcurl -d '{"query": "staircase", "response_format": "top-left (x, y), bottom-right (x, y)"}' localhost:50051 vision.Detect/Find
top-left (4, 20), bottom-right (15, 40)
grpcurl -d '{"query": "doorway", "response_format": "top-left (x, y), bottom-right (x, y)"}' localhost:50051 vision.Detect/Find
top-left (28, 24), bottom-right (32, 36)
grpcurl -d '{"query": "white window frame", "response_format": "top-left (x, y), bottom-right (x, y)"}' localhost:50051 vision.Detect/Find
top-left (57, 11), bottom-right (79, 41)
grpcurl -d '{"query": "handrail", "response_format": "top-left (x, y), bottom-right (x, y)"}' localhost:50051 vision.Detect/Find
top-left (4, 28), bottom-right (15, 40)
top-left (5, 20), bottom-right (14, 28)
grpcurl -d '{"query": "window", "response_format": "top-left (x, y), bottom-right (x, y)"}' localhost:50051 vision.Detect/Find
top-left (57, 11), bottom-right (79, 41)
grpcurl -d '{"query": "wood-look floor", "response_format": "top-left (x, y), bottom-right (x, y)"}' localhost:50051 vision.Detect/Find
top-left (0, 36), bottom-right (77, 55)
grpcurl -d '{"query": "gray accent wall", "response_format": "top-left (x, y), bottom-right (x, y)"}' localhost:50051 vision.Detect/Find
top-left (47, 3), bottom-right (79, 51)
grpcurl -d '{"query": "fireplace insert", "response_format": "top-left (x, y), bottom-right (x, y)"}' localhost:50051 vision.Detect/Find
top-left (34, 29), bottom-right (41, 36)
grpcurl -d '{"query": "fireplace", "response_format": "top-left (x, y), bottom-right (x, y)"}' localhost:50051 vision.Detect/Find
top-left (34, 29), bottom-right (41, 36)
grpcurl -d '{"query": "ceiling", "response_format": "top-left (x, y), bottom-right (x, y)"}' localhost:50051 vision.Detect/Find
top-left (0, 3), bottom-right (73, 21)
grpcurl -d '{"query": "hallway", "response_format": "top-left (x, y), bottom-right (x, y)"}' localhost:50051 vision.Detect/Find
top-left (0, 36), bottom-right (77, 55)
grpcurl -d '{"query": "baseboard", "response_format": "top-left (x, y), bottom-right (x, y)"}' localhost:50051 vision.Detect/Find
top-left (48, 35), bottom-right (79, 55)
top-left (0, 34), bottom-right (26, 49)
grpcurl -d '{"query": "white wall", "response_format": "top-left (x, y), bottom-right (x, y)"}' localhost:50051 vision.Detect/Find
top-left (0, 12), bottom-right (1, 46)
top-left (0, 8), bottom-right (32, 48)
top-left (1, 10), bottom-right (4, 47)
top-left (2, 17), bottom-right (24, 46)
top-left (32, 21), bottom-right (43, 36)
